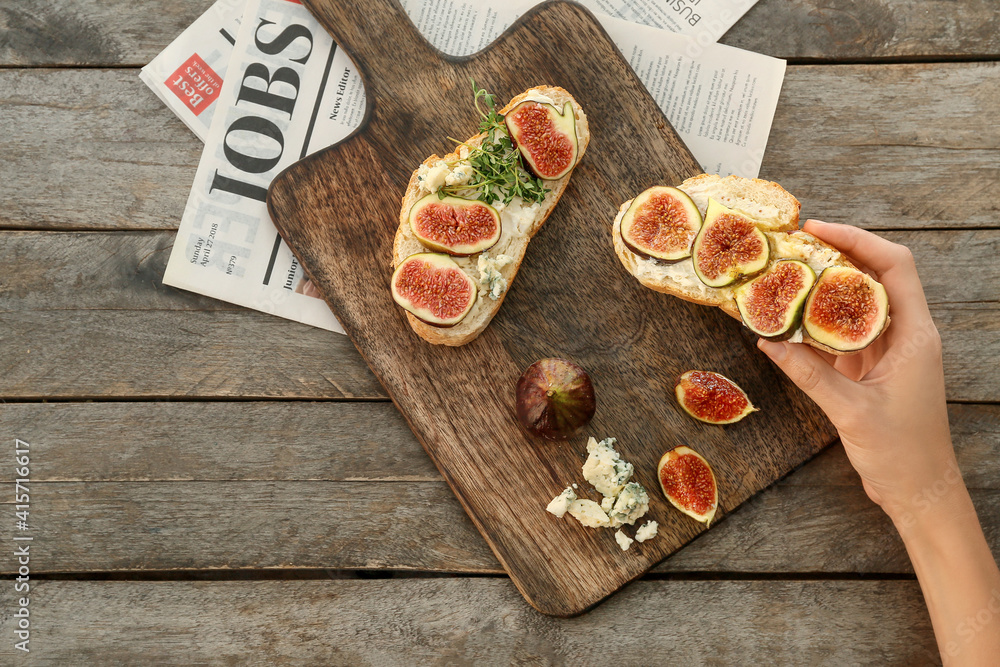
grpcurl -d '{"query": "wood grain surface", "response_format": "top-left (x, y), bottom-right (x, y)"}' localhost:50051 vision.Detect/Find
top-left (266, 0), bottom-right (840, 615)
top-left (5, 62), bottom-right (999, 232)
top-left (0, 579), bottom-right (939, 664)
top-left (0, 230), bottom-right (997, 401)
top-left (3, 0), bottom-right (999, 66)
top-left (1, 401), bottom-right (997, 576)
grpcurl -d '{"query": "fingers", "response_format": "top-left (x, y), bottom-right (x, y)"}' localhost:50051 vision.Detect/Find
top-left (802, 220), bottom-right (912, 277)
top-left (802, 220), bottom-right (932, 330)
top-left (758, 339), bottom-right (856, 416)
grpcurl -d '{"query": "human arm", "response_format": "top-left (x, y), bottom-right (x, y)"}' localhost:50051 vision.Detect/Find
top-left (756, 220), bottom-right (1000, 665)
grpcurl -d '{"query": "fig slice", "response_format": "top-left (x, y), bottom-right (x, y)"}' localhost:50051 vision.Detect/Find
top-left (620, 186), bottom-right (703, 262)
top-left (803, 266), bottom-right (889, 352)
top-left (408, 193), bottom-right (501, 256)
top-left (391, 253), bottom-right (477, 327)
top-left (504, 99), bottom-right (579, 180)
top-left (734, 260), bottom-right (817, 340)
top-left (658, 446), bottom-right (719, 526)
top-left (692, 199), bottom-right (770, 287)
top-left (675, 370), bottom-right (756, 425)
top-left (515, 358), bottom-right (596, 440)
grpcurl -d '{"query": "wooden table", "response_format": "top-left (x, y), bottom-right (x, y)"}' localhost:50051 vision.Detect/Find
top-left (1, 0), bottom-right (998, 662)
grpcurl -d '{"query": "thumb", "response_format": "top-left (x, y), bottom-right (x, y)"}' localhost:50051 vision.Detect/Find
top-left (757, 339), bottom-right (855, 417)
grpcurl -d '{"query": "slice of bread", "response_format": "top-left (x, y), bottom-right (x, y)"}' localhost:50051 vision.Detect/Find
top-left (394, 86), bottom-right (589, 346)
top-left (613, 174), bottom-right (876, 353)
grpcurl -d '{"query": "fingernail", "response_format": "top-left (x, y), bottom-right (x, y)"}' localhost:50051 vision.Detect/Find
top-left (757, 338), bottom-right (787, 361)
top-left (806, 218), bottom-right (826, 226)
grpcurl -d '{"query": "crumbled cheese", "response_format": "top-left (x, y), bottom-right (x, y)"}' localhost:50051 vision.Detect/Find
top-left (445, 163), bottom-right (474, 187)
top-left (522, 90), bottom-right (558, 106)
top-left (503, 199), bottom-right (542, 235)
top-left (567, 499), bottom-right (611, 528)
top-left (607, 482), bottom-right (650, 528)
top-left (546, 487), bottom-right (577, 518)
top-left (477, 252), bottom-right (514, 300)
top-left (614, 530), bottom-right (634, 551)
top-left (600, 496), bottom-right (614, 513)
top-left (635, 521), bottom-right (658, 543)
top-left (583, 437), bottom-right (634, 497)
top-left (416, 160), bottom-right (450, 193)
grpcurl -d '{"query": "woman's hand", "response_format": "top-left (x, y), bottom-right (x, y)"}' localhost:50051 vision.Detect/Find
top-left (759, 220), bottom-right (1000, 665)
top-left (757, 219), bottom-right (955, 521)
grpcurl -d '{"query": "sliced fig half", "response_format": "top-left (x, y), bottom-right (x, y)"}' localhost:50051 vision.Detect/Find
top-left (692, 199), bottom-right (770, 287)
top-left (504, 100), bottom-right (579, 180)
top-left (734, 260), bottom-right (817, 340)
top-left (515, 358), bottom-right (596, 440)
top-left (657, 445), bottom-right (719, 526)
top-left (408, 193), bottom-right (501, 256)
top-left (803, 266), bottom-right (889, 352)
top-left (675, 370), bottom-right (756, 425)
top-left (391, 253), bottom-right (477, 327)
top-left (620, 186), bottom-right (703, 262)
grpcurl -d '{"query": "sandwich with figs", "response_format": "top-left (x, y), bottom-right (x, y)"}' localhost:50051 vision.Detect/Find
top-left (612, 174), bottom-right (889, 354)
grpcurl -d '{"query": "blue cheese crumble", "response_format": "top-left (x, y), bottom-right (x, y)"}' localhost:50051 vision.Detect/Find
top-left (635, 521), bottom-right (658, 543)
top-left (477, 252), bottom-right (514, 300)
top-left (546, 436), bottom-right (653, 547)
top-left (607, 482), bottom-right (650, 528)
top-left (582, 437), bottom-right (634, 497)
top-left (614, 530), bottom-right (634, 551)
top-left (567, 499), bottom-right (611, 528)
top-left (545, 487), bottom-right (577, 519)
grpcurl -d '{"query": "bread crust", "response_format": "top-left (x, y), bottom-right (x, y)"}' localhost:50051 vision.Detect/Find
top-left (612, 175), bottom-right (886, 355)
top-left (393, 86), bottom-right (589, 346)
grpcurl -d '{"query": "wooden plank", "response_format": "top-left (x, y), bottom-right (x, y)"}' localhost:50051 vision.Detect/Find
top-left (1, 402), bottom-right (995, 575)
top-left (3, 63), bottom-right (997, 232)
top-left (0, 579), bottom-right (938, 664)
top-left (3, 478), bottom-right (996, 575)
top-left (1, 229), bottom-right (996, 310)
top-left (1, 0), bottom-right (997, 66)
top-left (0, 230), bottom-right (997, 400)
top-left (267, 0), bottom-right (834, 617)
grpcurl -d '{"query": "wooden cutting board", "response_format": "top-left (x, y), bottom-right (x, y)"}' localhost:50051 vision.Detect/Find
top-left (268, 0), bottom-right (837, 616)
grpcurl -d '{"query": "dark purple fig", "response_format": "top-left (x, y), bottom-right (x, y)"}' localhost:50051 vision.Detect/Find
top-left (504, 100), bottom-right (579, 180)
top-left (620, 186), bottom-right (702, 262)
top-left (408, 193), bottom-right (501, 256)
top-left (515, 358), bottom-right (596, 440)
top-left (675, 370), bottom-right (756, 425)
top-left (391, 253), bottom-right (477, 327)
top-left (692, 199), bottom-right (769, 287)
top-left (734, 260), bottom-right (816, 340)
top-left (803, 266), bottom-right (889, 352)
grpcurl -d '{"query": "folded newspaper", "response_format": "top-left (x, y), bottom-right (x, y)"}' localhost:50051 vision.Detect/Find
top-left (144, 0), bottom-right (780, 333)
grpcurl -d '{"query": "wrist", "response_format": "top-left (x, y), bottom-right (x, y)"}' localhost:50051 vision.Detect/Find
top-left (889, 480), bottom-right (976, 544)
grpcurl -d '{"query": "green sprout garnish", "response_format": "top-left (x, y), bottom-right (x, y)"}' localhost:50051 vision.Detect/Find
top-left (440, 79), bottom-right (549, 207)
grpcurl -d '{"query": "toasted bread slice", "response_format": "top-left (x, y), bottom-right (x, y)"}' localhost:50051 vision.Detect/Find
top-left (394, 86), bottom-right (589, 346)
top-left (613, 174), bottom-right (882, 354)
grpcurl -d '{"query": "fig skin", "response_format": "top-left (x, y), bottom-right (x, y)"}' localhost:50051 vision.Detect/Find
top-left (390, 253), bottom-right (478, 327)
top-left (692, 199), bottom-right (770, 288)
top-left (408, 193), bottom-right (501, 256)
top-left (802, 266), bottom-right (890, 353)
top-left (515, 358), bottom-right (596, 440)
top-left (657, 445), bottom-right (719, 526)
top-left (504, 100), bottom-right (579, 180)
top-left (620, 186), bottom-right (703, 262)
top-left (675, 370), bottom-right (756, 425)
top-left (734, 259), bottom-right (816, 341)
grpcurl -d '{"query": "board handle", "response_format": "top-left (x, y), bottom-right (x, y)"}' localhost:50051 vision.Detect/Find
top-left (302, 0), bottom-right (438, 94)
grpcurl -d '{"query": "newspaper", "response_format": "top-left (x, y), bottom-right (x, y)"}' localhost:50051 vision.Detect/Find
top-left (139, 0), bottom-right (245, 142)
top-left (153, 0), bottom-right (780, 332)
top-left (162, 0), bottom-right (364, 332)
